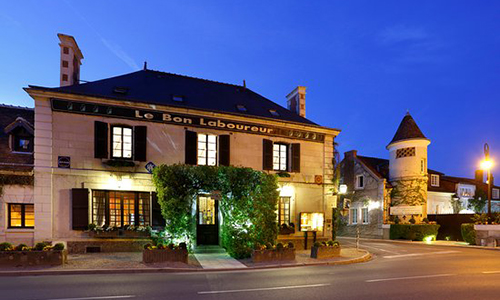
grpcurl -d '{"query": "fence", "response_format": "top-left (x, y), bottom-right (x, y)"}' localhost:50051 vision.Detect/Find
top-left (427, 214), bottom-right (475, 241)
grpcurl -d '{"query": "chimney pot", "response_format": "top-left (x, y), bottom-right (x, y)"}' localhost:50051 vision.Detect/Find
top-left (58, 33), bottom-right (83, 87)
top-left (286, 86), bottom-right (306, 118)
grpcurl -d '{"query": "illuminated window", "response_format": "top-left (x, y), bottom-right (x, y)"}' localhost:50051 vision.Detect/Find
top-left (493, 188), bottom-right (499, 199)
top-left (8, 204), bottom-right (34, 228)
top-left (273, 143), bottom-right (288, 171)
top-left (269, 109), bottom-right (280, 117)
top-left (278, 197), bottom-right (291, 225)
top-left (92, 191), bottom-right (150, 227)
top-left (13, 135), bottom-right (33, 153)
top-left (112, 126), bottom-right (133, 159)
top-left (350, 208), bottom-right (358, 225)
top-left (459, 187), bottom-right (474, 198)
top-left (362, 208), bottom-right (369, 224)
top-left (197, 133), bottom-right (217, 166)
top-left (355, 175), bottom-right (364, 189)
top-left (431, 174), bottom-right (440, 187)
top-left (198, 196), bottom-right (216, 225)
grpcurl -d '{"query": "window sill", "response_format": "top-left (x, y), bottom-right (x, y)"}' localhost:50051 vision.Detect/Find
top-left (6, 228), bottom-right (34, 233)
top-left (11, 151), bottom-right (33, 155)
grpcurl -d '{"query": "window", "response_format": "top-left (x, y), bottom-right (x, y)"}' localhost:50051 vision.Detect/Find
top-left (421, 159), bottom-right (426, 174)
top-left (431, 174), bottom-right (440, 187)
top-left (63, 47), bottom-right (69, 54)
top-left (13, 135), bottom-right (33, 153)
top-left (62, 60), bottom-right (69, 68)
top-left (172, 95), bottom-right (184, 102)
top-left (362, 208), bottom-right (369, 224)
top-left (459, 187), bottom-right (474, 198)
top-left (112, 126), bottom-right (133, 159)
top-left (92, 191), bottom-right (150, 227)
top-left (355, 175), bottom-right (365, 189)
top-left (493, 188), bottom-right (499, 200)
top-left (198, 133), bottom-right (217, 166)
top-left (269, 109), bottom-right (280, 117)
top-left (8, 204), bottom-right (34, 228)
top-left (113, 87), bottom-right (129, 94)
top-left (278, 197), bottom-right (291, 225)
top-left (236, 105), bottom-right (247, 112)
top-left (350, 208), bottom-right (358, 225)
top-left (62, 74), bottom-right (68, 81)
top-left (273, 143), bottom-right (288, 171)
top-left (396, 147), bottom-right (416, 158)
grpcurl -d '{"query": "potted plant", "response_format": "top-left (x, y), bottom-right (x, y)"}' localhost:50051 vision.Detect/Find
top-left (142, 242), bottom-right (188, 263)
top-left (0, 242), bottom-right (67, 266)
top-left (310, 240), bottom-right (341, 259)
top-left (251, 242), bottom-right (296, 263)
top-left (279, 223), bottom-right (295, 235)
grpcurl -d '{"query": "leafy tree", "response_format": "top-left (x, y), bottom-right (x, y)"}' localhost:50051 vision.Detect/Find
top-left (467, 189), bottom-right (487, 213)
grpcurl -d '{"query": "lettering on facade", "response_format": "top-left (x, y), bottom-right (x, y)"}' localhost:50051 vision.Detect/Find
top-left (51, 99), bottom-right (325, 142)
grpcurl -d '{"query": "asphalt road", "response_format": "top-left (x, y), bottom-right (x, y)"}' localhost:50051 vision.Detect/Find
top-left (2, 239), bottom-right (500, 300)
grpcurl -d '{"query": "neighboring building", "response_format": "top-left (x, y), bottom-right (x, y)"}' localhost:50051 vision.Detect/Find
top-left (14, 34), bottom-right (340, 247)
top-left (0, 105), bottom-right (35, 245)
top-left (339, 113), bottom-right (500, 238)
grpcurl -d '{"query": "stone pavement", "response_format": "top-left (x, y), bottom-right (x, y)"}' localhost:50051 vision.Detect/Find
top-left (193, 245), bottom-right (247, 269)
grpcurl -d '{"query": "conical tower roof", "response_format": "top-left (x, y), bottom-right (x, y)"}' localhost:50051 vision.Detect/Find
top-left (388, 112), bottom-right (428, 146)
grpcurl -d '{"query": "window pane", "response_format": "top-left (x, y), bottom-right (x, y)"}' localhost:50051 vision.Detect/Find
top-left (123, 192), bottom-right (135, 225)
top-left (24, 205), bottom-right (34, 227)
top-left (93, 191), bottom-right (107, 226)
top-left (123, 128), bottom-right (132, 137)
top-left (9, 204), bottom-right (22, 227)
top-left (113, 127), bottom-right (122, 135)
top-left (198, 196), bottom-right (216, 225)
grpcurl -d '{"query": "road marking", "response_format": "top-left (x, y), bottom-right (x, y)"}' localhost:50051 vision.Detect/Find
top-left (44, 296), bottom-right (136, 300)
top-left (198, 283), bottom-right (330, 294)
top-left (482, 271), bottom-right (500, 274)
top-left (340, 240), bottom-right (400, 254)
top-left (383, 250), bottom-right (459, 259)
top-left (366, 273), bottom-right (454, 283)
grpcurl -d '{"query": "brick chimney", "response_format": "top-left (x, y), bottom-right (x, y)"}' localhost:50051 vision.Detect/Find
top-left (58, 33), bottom-right (83, 87)
top-left (343, 150), bottom-right (358, 192)
top-left (475, 169), bottom-right (484, 183)
top-left (286, 86), bottom-right (306, 118)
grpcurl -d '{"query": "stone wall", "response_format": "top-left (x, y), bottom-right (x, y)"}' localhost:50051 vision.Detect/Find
top-left (0, 184), bottom-right (35, 245)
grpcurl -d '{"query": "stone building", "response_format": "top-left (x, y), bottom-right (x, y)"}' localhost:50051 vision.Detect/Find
top-left (5, 34), bottom-right (341, 248)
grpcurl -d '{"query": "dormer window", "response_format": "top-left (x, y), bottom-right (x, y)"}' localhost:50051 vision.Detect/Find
top-left (269, 110), bottom-right (280, 117)
top-left (172, 95), bottom-right (184, 102)
top-left (14, 135), bottom-right (33, 153)
top-left (113, 87), bottom-right (129, 95)
top-left (4, 116), bottom-right (34, 154)
top-left (431, 174), bottom-right (440, 187)
top-left (236, 105), bottom-right (247, 112)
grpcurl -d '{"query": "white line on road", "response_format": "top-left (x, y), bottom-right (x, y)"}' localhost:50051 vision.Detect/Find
top-left (482, 271), bottom-right (500, 274)
top-left (366, 273), bottom-right (454, 283)
top-left (43, 295), bottom-right (136, 300)
top-left (339, 240), bottom-right (400, 254)
top-left (198, 283), bottom-right (331, 294)
top-left (383, 250), bottom-right (459, 259)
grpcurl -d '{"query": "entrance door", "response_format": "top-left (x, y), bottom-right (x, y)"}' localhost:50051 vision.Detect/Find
top-left (197, 196), bottom-right (218, 245)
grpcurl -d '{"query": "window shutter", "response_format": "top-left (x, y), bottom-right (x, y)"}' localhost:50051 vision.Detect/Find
top-left (134, 126), bottom-right (147, 161)
top-left (291, 143), bottom-right (301, 172)
top-left (262, 139), bottom-right (273, 170)
top-left (151, 192), bottom-right (165, 228)
top-left (72, 188), bottom-right (89, 230)
top-left (185, 130), bottom-right (198, 165)
top-left (218, 135), bottom-right (230, 166)
top-left (94, 121), bottom-right (108, 159)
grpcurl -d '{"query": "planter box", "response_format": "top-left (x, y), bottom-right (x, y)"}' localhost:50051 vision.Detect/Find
top-left (310, 246), bottom-right (341, 259)
top-left (252, 248), bottom-right (295, 263)
top-left (474, 224), bottom-right (500, 247)
top-left (90, 230), bottom-right (150, 239)
top-left (0, 250), bottom-right (67, 267)
top-left (143, 249), bottom-right (188, 264)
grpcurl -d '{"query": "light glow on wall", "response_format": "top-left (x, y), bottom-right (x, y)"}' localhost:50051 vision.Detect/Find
top-left (279, 185), bottom-right (294, 197)
top-left (368, 200), bottom-right (381, 211)
top-left (108, 175), bottom-right (132, 190)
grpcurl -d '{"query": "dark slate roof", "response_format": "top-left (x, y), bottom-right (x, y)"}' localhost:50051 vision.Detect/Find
top-left (0, 104), bottom-right (34, 171)
top-left (29, 69), bottom-right (318, 126)
top-left (357, 155), bottom-right (390, 180)
top-left (388, 112), bottom-right (427, 145)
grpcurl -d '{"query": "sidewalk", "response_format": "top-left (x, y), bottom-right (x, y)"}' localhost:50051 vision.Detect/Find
top-left (0, 247), bottom-right (371, 277)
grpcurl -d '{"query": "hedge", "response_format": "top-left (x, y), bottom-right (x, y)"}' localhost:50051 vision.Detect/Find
top-left (390, 224), bottom-right (440, 241)
top-left (461, 223), bottom-right (476, 245)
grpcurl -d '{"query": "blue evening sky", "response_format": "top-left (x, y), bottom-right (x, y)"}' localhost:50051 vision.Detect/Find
top-left (0, 1), bottom-right (498, 180)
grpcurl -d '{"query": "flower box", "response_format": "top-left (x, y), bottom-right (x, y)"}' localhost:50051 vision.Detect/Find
top-left (143, 248), bottom-right (188, 264)
top-left (310, 245), bottom-right (341, 259)
top-left (89, 230), bottom-right (150, 239)
top-left (0, 250), bottom-right (67, 267)
top-left (251, 248), bottom-right (295, 263)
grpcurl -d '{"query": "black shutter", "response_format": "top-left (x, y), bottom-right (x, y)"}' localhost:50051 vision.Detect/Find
top-left (94, 121), bottom-right (108, 159)
top-left (185, 130), bottom-right (198, 165)
top-left (72, 188), bottom-right (89, 230)
top-left (134, 126), bottom-right (147, 161)
top-left (291, 143), bottom-right (301, 173)
top-left (151, 192), bottom-right (165, 228)
top-left (219, 135), bottom-right (230, 166)
top-left (263, 139), bottom-right (273, 170)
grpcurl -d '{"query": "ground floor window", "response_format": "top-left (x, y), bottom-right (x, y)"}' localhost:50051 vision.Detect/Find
top-left (362, 207), bottom-right (369, 224)
top-left (350, 208), bottom-right (358, 225)
top-left (92, 191), bottom-right (150, 227)
top-left (278, 197), bottom-right (291, 225)
top-left (8, 203), bottom-right (34, 228)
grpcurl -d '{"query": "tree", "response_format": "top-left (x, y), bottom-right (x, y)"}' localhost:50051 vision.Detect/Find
top-left (467, 189), bottom-right (487, 213)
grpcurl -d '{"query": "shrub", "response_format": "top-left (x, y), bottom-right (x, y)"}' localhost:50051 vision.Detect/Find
top-left (276, 243), bottom-right (284, 250)
top-left (14, 244), bottom-right (28, 251)
top-left (178, 242), bottom-right (187, 250)
top-left (472, 213), bottom-right (489, 225)
top-left (287, 242), bottom-right (294, 249)
top-left (422, 218), bottom-right (430, 224)
top-left (313, 241), bottom-right (322, 248)
top-left (461, 223), bottom-right (476, 245)
top-left (332, 241), bottom-right (341, 248)
top-left (34, 242), bottom-right (49, 251)
top-left (0, 242), bottom-right (13, 251)
top-left (394, 216), bottom-right (400, 224)
top-left (327, 240), bottom-right (334, 246)
top-left (265, 242), bottom-right (273, 250)
top-left (53, 243), bottom-right (65, 251)
top-left (144, 243), bottom-right (152, 250)
top-left (409, 216), bottom-right (416, 224)
top-left (390, 224), bottom-right (440, 241)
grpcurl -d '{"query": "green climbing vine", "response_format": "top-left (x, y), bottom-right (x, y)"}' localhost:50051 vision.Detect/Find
top-left (0, 174), bottom-right (34, 197)
top-left (390, 178), bottom-right (427, 206)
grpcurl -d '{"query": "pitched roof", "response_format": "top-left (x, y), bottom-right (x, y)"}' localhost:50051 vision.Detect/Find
top-left (28, 69), bottom-right (318, 126)
top-left (388, 112), bottom-right (427, 145)
top-left (357, 155), bottom-right (390, 180)
top-left (0, 104), bottom-right (34, 171)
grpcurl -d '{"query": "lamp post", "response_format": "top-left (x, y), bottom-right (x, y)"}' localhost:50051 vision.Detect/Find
top-left (481, 143), bottom-right (493, 221)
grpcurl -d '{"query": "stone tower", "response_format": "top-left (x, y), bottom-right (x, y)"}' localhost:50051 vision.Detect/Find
top-left (386, 112), bottom-right (430, 221)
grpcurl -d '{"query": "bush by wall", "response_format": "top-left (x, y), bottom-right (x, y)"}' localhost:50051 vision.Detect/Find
top-left (390, 224), bottom-right (440, 241)
top-left (461, 223), bottom-right (476, 245)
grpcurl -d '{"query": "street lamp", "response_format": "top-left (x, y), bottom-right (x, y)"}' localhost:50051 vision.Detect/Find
top-left (481, 143), bottom-right (493, 221)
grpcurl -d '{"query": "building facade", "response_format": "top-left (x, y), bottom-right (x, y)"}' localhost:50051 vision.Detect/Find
top-left (10, 34), bottom-right (341, 246)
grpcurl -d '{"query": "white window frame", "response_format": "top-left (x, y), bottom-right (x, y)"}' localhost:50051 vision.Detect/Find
top-left (431, 174), bottom-right (440, 187)
top-left (493, 188), bottom-right (500, 200)
top-left (361, 207), bottom-right (369, 224)
top-left (355, 175), bottom-right (365, 190)
top-left (197, 133), bottom-right (218, 166)
top-left (111, 126), bottom-right (133, 159)
top-left (350, 208), bottom-right (358, 225)
top-left (273, 143), bottom-right (288, 171)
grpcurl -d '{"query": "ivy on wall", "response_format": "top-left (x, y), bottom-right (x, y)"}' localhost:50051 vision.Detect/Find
top-left (0, 174), bottom-right (34, 196)
top-left (152, 164), bottom-right (279, 258)
top-left (390, 178), bottom-right (427, 207)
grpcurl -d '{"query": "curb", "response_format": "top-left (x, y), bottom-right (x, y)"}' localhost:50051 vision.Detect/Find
top-left (338, 236), bottom-right (500, 251)
top-left (0, 249), bottom-right (371, 277)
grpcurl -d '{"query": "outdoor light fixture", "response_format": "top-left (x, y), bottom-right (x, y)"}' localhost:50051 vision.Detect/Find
top-left (481, 143), bottom-right (494, 220)
top-left (339, 184), bottom-right (348, 194)
top-left (481, 159), bottom-right (493, 171)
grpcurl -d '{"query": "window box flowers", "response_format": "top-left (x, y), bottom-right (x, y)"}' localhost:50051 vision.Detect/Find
top-left (310, 240), bottom-right (341, 259)
top-left (87, 224), bottom-right (151, 239)
top-left (252, 242), bottom-right (296, 263)
top-left (142, 242), bottom-right (188, 263)
top-left (0, 242), bottom-right (67, 266)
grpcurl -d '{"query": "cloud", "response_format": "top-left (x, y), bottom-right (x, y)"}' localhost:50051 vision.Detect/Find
top-left (100, 38), bottom-right (139, 70)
